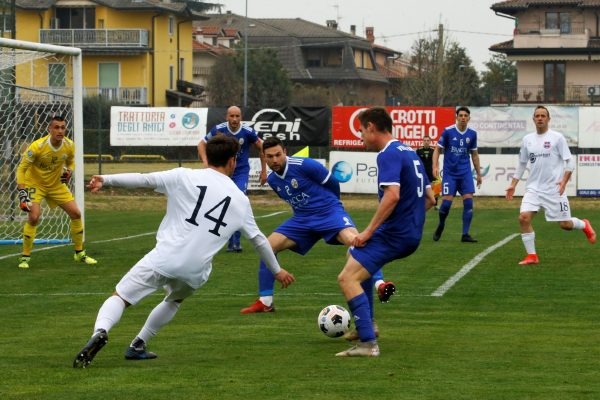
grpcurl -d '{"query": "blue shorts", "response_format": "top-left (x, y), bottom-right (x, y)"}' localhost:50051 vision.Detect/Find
top-left (442, 170), bottom-right (475, 197)
top-left (350, 230), bottom-right (420, 275)
top-left (232, 172), bottom-right (249, 194)
top-left (275, 209), bottom-right (355, 255)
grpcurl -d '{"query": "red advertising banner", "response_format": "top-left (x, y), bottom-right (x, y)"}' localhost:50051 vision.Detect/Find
top-left (331, 106), bottom-right (456, 149)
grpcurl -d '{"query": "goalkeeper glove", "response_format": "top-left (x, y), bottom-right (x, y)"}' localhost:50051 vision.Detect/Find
top-left (61, 168), bottom-right (72, 184)
top-left (18, 189), bottom-right (32, 212)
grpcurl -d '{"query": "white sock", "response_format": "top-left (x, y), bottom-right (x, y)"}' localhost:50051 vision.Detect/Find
top-left (571, 218), bottom-right (585, 230)
top-left (134, 300), bottom-right (181, 346)
top-left (521, 232), bottom-right (536, 255)
top-left (259, 296), bottom-right (273, 307)
top-left (374, 280), bottom-right (384, 290)
top-left (94, 295), bottom-right (126, 334)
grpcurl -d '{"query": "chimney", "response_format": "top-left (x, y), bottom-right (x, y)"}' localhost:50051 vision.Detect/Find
top-left (365, 26), bottom-right (374, 43)
top-left (350, 25), bottom-right (356, 36)
top-left (326, 20), bottom-right (338, 30)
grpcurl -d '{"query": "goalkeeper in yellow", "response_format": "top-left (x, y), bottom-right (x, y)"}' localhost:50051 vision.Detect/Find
top-left (16, 115), bottom-right (97, 269)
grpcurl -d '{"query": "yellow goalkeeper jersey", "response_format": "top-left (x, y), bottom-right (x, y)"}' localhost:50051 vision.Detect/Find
top-left (16, 135), bottom-right (75, 189)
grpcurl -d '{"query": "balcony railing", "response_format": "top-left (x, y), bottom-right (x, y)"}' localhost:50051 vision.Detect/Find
top-left (14, 87), bottom-right (148, 105)
top-left (490, 85), bottom-right (600, 105)
top-left (40, 29), bottom-right (149, 48)
top-left (192, 66), bottom-right (212, 76)
top-left (84, 87), bottom-right (148, 104)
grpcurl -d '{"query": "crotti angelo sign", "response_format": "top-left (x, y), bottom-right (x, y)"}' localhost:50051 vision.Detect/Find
top-left (331, 106), bottom-right (456, 149)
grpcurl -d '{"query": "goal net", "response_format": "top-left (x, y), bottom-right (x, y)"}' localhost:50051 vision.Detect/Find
top-left (0, 38), bottom-right (83, 244)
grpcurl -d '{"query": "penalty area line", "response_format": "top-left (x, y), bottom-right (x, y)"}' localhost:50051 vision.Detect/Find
top-left (430, 233), bottom-right (519, 297)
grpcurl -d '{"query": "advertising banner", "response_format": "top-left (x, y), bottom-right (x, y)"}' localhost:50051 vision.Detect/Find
top-left (578, 107), bottom-right (600, 148)
top-left (476, 154), bottom-right (576, 196)
top-left (208, 107), bottom-right (330, 146)
top-left (577, 154), bottom-right (600, 196)
top-left (110, 107), bottom-right (207, 146)
top-left (470, 106), bottom-right (579, 148)
top-left (329, 151), bottom-right (379, 194)
top-left (331, 106), bottom-right (455, 149)
top-left (328, 153), bottom-right (578, 196)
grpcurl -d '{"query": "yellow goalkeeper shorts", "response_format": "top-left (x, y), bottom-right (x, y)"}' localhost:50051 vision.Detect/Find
top-left (26, 182), bottom-right (74, 209)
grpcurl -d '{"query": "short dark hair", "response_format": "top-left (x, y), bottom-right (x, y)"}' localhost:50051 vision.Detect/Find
top-left (358, 107), bottom-right (392, 133)
top-left (534, 105), bottom-right (550, 117)
top-left (205, 135), bottom-right (240, 167)
top-left (262, 137), bottom-right (285, 152)
top-left (50, 115), bottom-right (65, 123)
top-left (455, 106), bottom-right (470, 116)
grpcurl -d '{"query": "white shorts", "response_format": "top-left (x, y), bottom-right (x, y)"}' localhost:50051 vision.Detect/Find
top-left (115, 262), bottom-right (196, 305)
top-left (520, 190), bottom-right (571, 222)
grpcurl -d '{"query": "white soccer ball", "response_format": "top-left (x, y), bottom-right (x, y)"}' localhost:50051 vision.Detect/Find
top-left (317, 305), bottom-right (351, 338)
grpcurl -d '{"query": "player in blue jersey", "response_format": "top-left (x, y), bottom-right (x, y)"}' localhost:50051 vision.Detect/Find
top-left (198, 106), bottom-right (267, 252)
top-left (240, 138), bottom-right (396, 323)
top-left (336, 107), bottom-right (435, 357)
top-left (432, 106), bottom-right (482, 243)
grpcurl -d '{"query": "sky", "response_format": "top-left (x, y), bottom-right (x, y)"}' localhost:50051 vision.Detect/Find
top-left (210, 0), bottom-right (515, 71)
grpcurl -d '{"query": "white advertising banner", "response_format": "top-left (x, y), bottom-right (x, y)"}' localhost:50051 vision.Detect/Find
top-left (577, 154), bottom-right (600, 196)
top-left (329, 151), bottom-right (379, 194)
top-left (328, 152), bottom-right (577, 196)
top-left (470, 106), bottom-right (579, 148)
top-left (578, 107), bottom-right (600, 148)
top-left (110, 106), bottom-right (208, 146)
top-left (247, 158), bottom-right (326, 191)
top-left (477, 154), bottom-right (576, 196)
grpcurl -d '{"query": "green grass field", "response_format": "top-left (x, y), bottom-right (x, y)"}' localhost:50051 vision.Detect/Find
top-left (0, 195), bottom-right (599, 400)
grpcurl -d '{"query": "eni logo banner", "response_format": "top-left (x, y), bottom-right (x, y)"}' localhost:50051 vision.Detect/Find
top-left (110, 106), bottom-right (208, 146)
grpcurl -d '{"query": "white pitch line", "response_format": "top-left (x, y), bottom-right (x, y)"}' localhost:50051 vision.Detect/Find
top-left (431, 233), bottom-right (519, 297)
top-left (0, 211), bottom-right (287, 261)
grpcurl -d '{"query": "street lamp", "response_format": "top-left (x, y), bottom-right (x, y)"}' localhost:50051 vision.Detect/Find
top-left (243, 0), bottom-right (248, 107)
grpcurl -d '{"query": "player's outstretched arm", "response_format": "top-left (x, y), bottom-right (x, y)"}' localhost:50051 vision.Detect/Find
top-left (87, 175), bottom-right (105, 193)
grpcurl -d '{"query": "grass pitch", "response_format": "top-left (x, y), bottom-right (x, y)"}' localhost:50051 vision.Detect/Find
top-left (0, 195), bottom-right (599, 400)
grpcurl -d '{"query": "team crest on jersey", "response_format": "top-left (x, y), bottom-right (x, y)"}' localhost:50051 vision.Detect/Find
top-left (276, 186), bottom-right (281, 192)
top-left (544, 141), bottom-right (551, 149)
top-left (62, 154), bottom-right (67, 160)
top-left (27, 150), bottom-right (33, 157)
top-left (291, 179), bottom-right (298, 189)
top-left (466, 138), bottom-right (471, 144)
top-left (238, 138), bottom-right (245, 146)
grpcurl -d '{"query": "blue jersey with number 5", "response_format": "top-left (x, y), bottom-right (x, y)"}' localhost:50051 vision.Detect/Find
top-left (377, 140), bottom-right (428, 241)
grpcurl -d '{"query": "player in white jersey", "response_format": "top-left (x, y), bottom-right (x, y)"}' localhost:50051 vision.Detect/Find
top-left (505, 106), bottom-right (596, 266)
top-left (73, 135), bottom-right (295, 368)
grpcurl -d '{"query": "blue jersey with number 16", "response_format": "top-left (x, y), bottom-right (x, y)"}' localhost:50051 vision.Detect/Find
top-left (377, 140), bottom-right (428, 241)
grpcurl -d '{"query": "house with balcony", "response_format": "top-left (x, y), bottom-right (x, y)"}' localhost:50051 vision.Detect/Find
top-left (490, 0), bottom-right (600, 104)
top-left (3, 0), bottom-right (214, 107)
top-left (195, 13), bottom-right (398, 106)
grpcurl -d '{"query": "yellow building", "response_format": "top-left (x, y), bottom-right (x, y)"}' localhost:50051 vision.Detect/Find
top-left (3, 0), bottom-right (213, 106)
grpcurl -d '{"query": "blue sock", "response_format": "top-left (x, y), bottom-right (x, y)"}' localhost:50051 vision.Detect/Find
top-left (372, 269), bottom-right (384, 282)
top-left (361, 278), bottom-right (374, 320)
top-left (227, 235), bottom-right (235, 249)
top-left (234, 231), bottom-right (241, 247)
top-left (438, 199), bottom-right (452, 226)
top-left (348, 293), bottom-right (376, 342)
top-left (258, 260), bottom-right (275, 296)
top-left (462, 198), bottom-right (473, 236)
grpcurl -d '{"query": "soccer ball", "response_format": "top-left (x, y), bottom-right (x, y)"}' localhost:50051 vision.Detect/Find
top-left (317, 305), bottom-right (351, 338)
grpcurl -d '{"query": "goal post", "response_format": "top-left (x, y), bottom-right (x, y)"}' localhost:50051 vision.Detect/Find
top-left (0, 38), bottom-right (83, 244)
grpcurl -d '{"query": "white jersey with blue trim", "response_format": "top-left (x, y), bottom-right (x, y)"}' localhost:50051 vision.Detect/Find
top-left (267, 157), bottom-right (342, 216)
